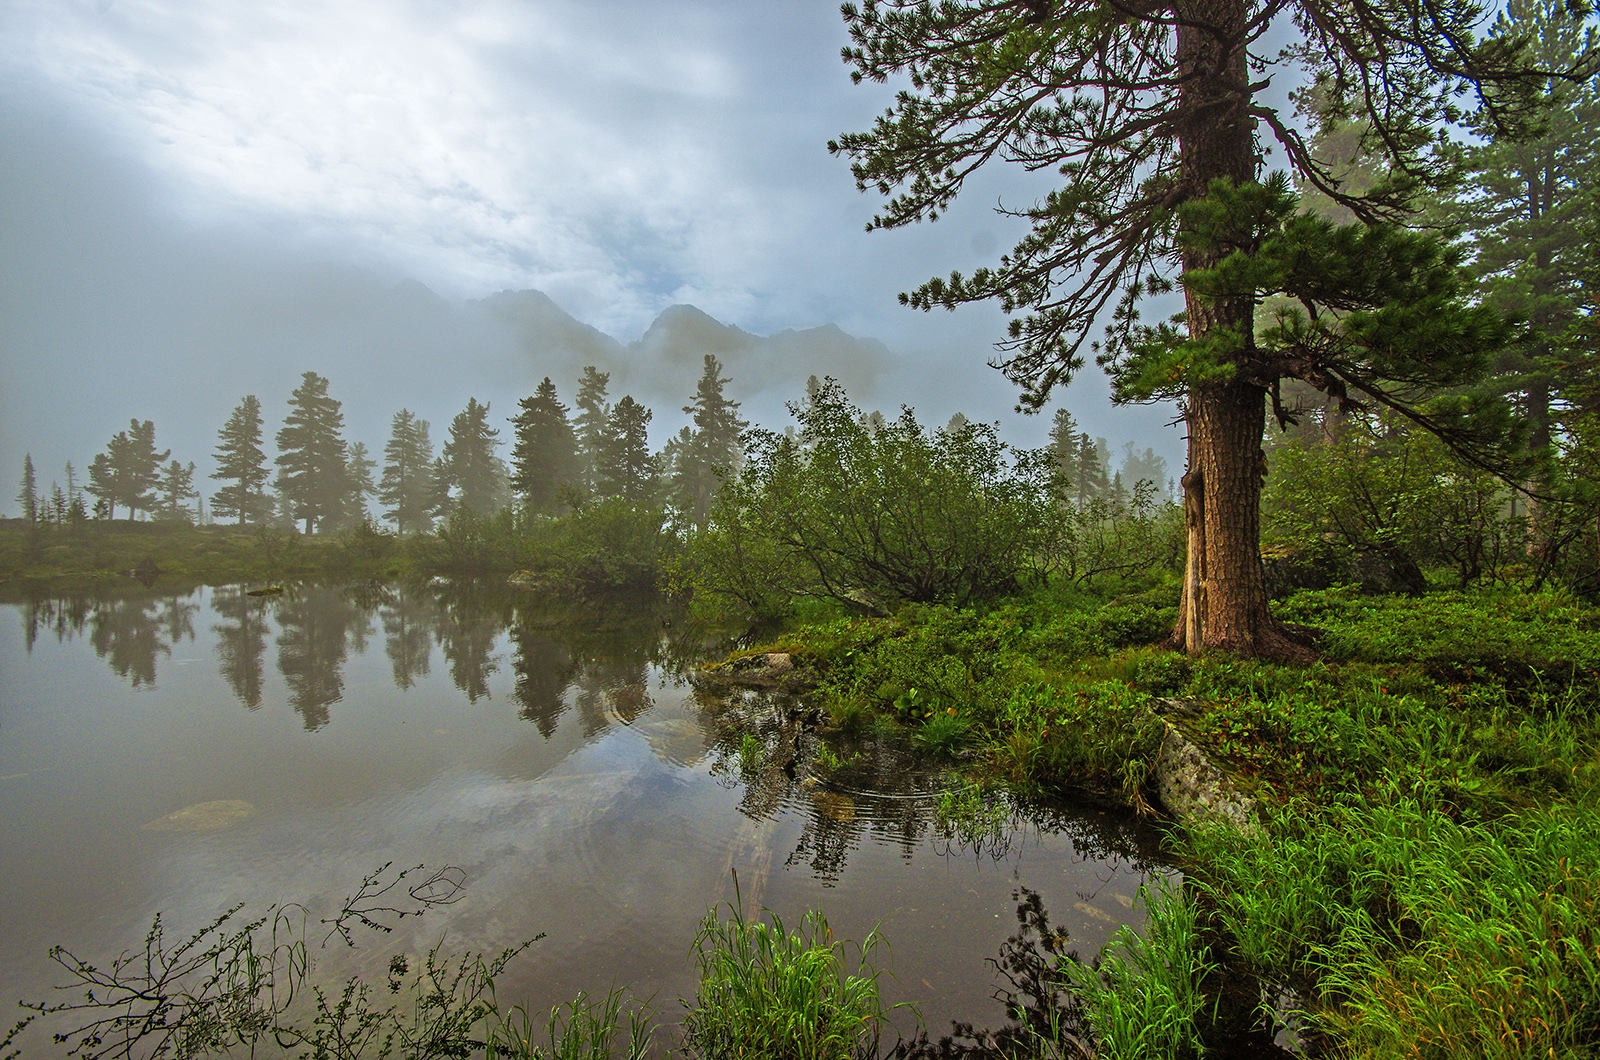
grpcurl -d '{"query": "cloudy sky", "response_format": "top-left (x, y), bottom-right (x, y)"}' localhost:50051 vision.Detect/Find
top-left (1, 0), bottom-right (1191, 515)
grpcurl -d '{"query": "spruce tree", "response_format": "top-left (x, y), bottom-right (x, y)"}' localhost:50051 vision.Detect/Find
top-left (510, 378), bottom-right (580, 515)
top-left (1452, 0), bottom-right (1599, 457)
top-left (16, 454), bottom-right (38, 523)
top-left (84, 421), bottom-right (169, 520)
top-left (439, 398), bottom-right (503, 515)
top-left (342, 442), bottom-right (378, 528)
top-left (573, 366), bottom-right (612, 495)
top-left (830, 2), bottom-right (1585, 657)
top-left (155, 460), bottom-right (198, 522)
top-left (275, 372), bottom-right (349, 535)
top-left (379, 410), bottom-right (438, 535)
top-left (212, 395), bottom-right (270, 527)
top-left (675, 355), bottom-right (747, 528)
top-left (596, 396), bottom-right (656, 503)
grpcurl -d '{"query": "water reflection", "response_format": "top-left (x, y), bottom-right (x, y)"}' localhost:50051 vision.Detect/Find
top-left (212, 586), bottom-right (269, 708)
top-left (380, 585), bottom-right (436, 690)
top-left (1, 578), bottom-right (1177, 1052)
top-left (276, 586), bottom-right (371, 729)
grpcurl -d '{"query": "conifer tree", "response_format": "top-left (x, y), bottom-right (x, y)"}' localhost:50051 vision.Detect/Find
top-left (212, 395), bottom-right (270, 527)
top-left (1451, 0), bottom-right (1599, 458)
top-left (275, 372), bottom-right (349, 534)
top-left (379, 410), bottom-right (438, 535)
top-left (596, 396), bottom-right (656, 503)
top-left (155, 460), bottom-right (198, 522)
top-left (84, 420), bottom-right (169, 520)
top-left (830, 1), bottom-right (1587, 657)
top-left (342, 442), bottom-right (378, 527)
top-left (573, 366), bottom-right (612, 495)
top-left (675, 355), bottom-right (747, 528)
top-left (510, 378), bottom-right (580, 515)
top-left (16, 454), bottom-right (38, 523)
top-left (439, 398), bottom-right (503, 515)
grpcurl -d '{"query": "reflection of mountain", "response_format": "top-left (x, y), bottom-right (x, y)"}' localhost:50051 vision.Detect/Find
top-left (212, 586), bottom-right (268, 709)
top-left (275, 587), bottom-right (372, 730)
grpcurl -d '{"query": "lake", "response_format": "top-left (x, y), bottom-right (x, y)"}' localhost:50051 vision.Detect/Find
top-left (0, 578), bottom-right (1173, 1054)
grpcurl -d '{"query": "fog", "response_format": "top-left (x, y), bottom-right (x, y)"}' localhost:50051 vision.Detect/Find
top-left (0, 0), bottom-right (1184, 515)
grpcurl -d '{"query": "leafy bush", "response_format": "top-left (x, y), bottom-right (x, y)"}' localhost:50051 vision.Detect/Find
top-left (689, 378), bottom-right (1070, 617)
top-left (1263, 413), bottom-right (1524, 589)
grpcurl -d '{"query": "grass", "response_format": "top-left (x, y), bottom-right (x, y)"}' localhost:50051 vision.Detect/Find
top-left (729, 581), bottom-right (1600, 1057)
top-left (682, 879), bottom-right (911, 1060)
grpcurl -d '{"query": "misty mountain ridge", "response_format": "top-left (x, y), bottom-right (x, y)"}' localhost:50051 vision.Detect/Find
top-left (475, 289), bottom-right (893, 408)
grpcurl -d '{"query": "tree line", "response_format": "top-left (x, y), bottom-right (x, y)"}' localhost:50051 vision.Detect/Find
top-left (13, 354), bottom-right (750, 537)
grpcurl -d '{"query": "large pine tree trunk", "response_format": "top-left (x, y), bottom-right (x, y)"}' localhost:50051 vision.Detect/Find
top-left (1166, 0), bottom-right (1316, 660)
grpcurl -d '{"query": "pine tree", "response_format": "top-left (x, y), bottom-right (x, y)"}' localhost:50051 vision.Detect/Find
top-left (1047, 409), bottom-right (1079, 495)
top-left (212, 395), bottom-right (270, 527)
top-left (596, 396), bottom-right (656, 503)
top-left (16, 454), bottom-right (38, 523)
top-left (830, 4), bottom-right (1580, 657)
top-left (439, 398), bottom-right (503, 515)
top-left (379, 410), bottom-right (438, 535)
top-left (155, 460), bottom-right (198, 522)
top-left (509, 378), bottom-right (580, 515)
top-left (342, 442), bottom-right (378, 528)
top-left (275, 372), bottom-right (349, 534)
top-left (674, 356), bottom-right (748, 527)
top-left (573, 366), bottom-right (612, 495)
top-left (84, 421), bottom-right (169, 520)
top-left (1452, 0), bottom-right (1599, 458)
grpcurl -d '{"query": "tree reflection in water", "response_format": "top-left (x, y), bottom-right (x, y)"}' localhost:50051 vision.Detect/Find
top-left (432, 581), bottom-right (506, 703)
top-left (212, 586), bottom-right (268, 709)
top-left (89, 596), bottom-right (169, 688)
top-left (380, 584), bottom-right (437, 690)
top-left (274, 585), bottom-right (371, 730)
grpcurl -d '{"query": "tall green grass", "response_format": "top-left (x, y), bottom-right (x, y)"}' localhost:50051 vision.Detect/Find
top-left (1061, 880), bottom-right (1212, 1060)
top-left (681, 880), bottom-right (911, 1060)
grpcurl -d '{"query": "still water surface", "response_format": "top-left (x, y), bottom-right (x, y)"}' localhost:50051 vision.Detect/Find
top-left (0, 579), bottom-right (1171, 1051)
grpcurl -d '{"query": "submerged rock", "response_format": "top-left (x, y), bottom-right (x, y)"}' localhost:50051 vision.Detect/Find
top-left (142, 799), bottom-right (255, 832)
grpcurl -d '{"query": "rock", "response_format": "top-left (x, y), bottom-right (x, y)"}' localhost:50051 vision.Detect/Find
top-left (690, 652), bottom-right (816, 691)
top-left (1152, 718), bottom-right (1262, 838)
top-left (1350, 547), bottom-right (1426, 596)
top-left (142, 800), bottom-right (255, 832)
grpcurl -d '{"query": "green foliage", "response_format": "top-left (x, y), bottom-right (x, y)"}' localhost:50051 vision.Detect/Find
top-left (1264, 413), bottom-right (1526, 589)
top-left (682, 889), bottom-right (907, 1060)
top-left (380, 410), bottom-right (439, 536)
top-left (488, 988), bottom-right (652, 1060)
top-left (1061, 880), bottom-right (1213, 1060)
top-left (212, 395), bottom-right (270, 527)
top-left (440, 398), bottom-right (506, 516)
top-left (672, 355), bottom-right (748, 529)
top-left (509, 379), bottom-right (579, 516)
top-left (689, 378), bottom-right (1069, 617)
top-left (594, 396), bottom-right (656, 504)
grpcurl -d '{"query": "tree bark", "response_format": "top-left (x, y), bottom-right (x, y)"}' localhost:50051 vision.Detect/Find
top-left (1163, 0), bottom-right (1317, 661)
